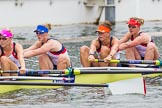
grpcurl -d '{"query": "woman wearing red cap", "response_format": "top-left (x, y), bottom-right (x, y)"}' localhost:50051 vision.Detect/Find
top-left (0, 29), bottom-right (26, 76)
top-left (80, 20), bottom-right (119, 67)
top-left (24, 23), bottom-right (71, 70)
top-left (119, 17), bottom-right (159, 62)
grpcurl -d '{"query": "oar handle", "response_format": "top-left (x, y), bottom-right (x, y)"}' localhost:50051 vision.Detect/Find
top-left (92, 59), bottom-right (123, 63)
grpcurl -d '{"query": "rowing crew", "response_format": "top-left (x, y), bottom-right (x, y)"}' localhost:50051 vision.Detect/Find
top-left (0, 17), bottom-right (160, 76)
top-left (80, 17), bottom-right (159, 67)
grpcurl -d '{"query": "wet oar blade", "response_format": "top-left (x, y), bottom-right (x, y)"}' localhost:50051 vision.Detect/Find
top-left (108, 77), bottom-right (146, 95)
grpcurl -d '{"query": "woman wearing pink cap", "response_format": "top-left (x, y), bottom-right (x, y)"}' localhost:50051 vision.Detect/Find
top-left (119, 17), bottom-right (159, 62)
top-left (24, 23), bottom-right (71, 70)
top-left (0, 29), bottom-right (26, 76)
top-left (80, 20), bottom-right (119, 67)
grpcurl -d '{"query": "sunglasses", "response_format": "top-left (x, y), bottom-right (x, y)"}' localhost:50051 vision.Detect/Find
top-left (96, 31), bottom-right (105, 35)
top-left (0, 37), bottom-right (7, 40)
top-left (128, 25), bottom-right (136, 29)
top-left (36, 31), bottom-right (44, 35)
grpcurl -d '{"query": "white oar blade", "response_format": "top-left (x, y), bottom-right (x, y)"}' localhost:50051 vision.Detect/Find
top-left (107, 77), bottom-right (146, 95)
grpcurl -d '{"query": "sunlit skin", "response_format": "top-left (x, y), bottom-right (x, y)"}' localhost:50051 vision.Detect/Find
top-left (97, 32), bottom-right (110, 42)
top-left (80, 31), bottom-right (119, 67)
top-left (119, 24), bottom-right (159, 61)
top-left (0, 36), bottom-right (26, 76)
top-left (0, 36), bottom-right (11, 48)
top-left (24, 32), bottom-right (71, 70)
top-left (24, 32), bottom-right (63, 57)
top-left (129, 25), bottom-right (140, 35)
top-left (36, 32), bottom-right (48, 42)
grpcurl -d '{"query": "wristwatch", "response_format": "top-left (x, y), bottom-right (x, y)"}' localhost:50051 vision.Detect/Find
top-left (89, 51), bottom-right (94, 55)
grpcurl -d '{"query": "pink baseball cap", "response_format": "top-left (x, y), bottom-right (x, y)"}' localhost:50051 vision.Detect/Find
top-left (0, 29), bottom-right (13, 38)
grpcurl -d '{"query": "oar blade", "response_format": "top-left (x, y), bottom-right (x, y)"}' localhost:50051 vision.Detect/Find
top-left (107, 77), bottom-right (146, 95)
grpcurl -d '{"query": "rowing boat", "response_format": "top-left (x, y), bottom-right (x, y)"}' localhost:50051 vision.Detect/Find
top-left (0, 67), bottom-right (161, 94)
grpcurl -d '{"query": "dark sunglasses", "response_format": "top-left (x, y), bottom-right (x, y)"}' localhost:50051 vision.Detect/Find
top-left (0, 37), bottom-right (7, 40)
top-left (36, 31), bottom-right (44, 35)
top-left (128, 25), bottom-right (136, 29)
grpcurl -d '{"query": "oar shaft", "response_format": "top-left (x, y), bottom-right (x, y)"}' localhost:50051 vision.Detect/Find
top-left (0, 70), bottom-right (66, 74)
top-left (0, 81), bottom-right (109, 87)
top-left (76, 69), bottom-right (162, 74)
top-left (95, 59), bottom-right (161, 66)
top-left (75, 67), bottom-right (158, 70)
top-left (0, 76), bottom-right (72, 80)
top-left (1, 68), bottom-right (162, 75)
top-left (26, 70), bottom-right (66, 75)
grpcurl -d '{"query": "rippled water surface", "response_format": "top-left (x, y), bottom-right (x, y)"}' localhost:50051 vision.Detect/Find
top-left (1, 21), bottom-right (162, 108)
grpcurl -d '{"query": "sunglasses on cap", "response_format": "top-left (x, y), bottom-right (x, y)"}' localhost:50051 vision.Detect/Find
top-left (128, 25), bottom-right (136, 29)
top-left (0, 37), bottom-right (7, 40)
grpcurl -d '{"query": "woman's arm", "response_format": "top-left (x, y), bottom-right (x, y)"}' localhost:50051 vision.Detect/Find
top-left (16, 43), bottom-right (26, 70)
top-left (119, 32), bottom-right (131, 45)
top-left (109, 37), bottom-right (119, 57)
top-left (89, 39), bottom-right (99, 54)
top-left (124, 33), bottom-right (151, 48)
top-left (119, 32), bottom-right (132, 50)
top-left (0, 49), bottom-right (3, 69)
top-left (103, 37), bottom-right (119, 62)
top-left (24, 40), bottom-right (60, 58)
top-left (119, 33), bottom-right (151, 50)
top-left (23, 41), bottom-right (41, 52)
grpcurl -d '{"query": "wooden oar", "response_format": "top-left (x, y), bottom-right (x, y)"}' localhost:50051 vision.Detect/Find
top-left (0, 68), bottom-right (162, 75)
top-left (92, 59), bottom-right (162, 66)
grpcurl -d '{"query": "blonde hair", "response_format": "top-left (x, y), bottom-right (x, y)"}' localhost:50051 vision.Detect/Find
top-left (4, 28), bottom-right (13, 35)
top-left (101, 20), bottom-right (112, 30)
top-left (129, 17), bottom-right (144, 26)
top-left (42, 23), bottom-right (52, 31)
top-left (5, 28), bottom-right (13, 33)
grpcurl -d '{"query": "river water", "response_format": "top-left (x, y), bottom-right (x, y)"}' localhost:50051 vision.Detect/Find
top-left (0, 21), bottom-right (162, 108)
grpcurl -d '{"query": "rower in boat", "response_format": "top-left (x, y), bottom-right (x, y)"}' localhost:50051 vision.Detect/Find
top-left (80, 20), bottom-right (120, 67)
top-left (0, 29), bottom-right (26, 76)
top-left (24, 23), bottom-right (71, 70)
top-left (119, 17), bottom-right (160, 67)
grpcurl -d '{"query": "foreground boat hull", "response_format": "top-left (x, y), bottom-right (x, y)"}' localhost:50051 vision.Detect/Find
top-left (75, 74), bottom-right (142, 84)
top-left (0, 80), bottom-right (61, 94)
top-left (0, 73), bottom-right (160, 94)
